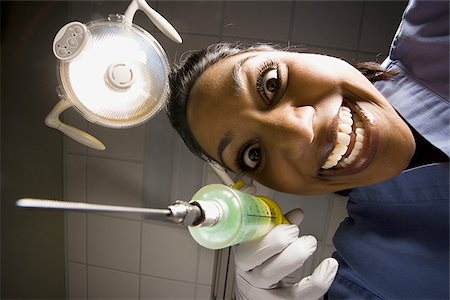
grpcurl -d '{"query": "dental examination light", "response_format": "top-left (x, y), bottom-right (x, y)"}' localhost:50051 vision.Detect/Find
top-left (45, 0), bottom-right (182, 150)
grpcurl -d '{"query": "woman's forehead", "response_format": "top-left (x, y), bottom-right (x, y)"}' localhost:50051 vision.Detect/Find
top-left (185, 52), bottom-right (258, 161)
top-left (190, 50), bottom-right (284, 96)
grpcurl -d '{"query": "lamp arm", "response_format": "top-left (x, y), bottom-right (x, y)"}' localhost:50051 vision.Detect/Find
top-left (124, 0), bottom-right (182, 44)
top-left (45, 99), bottom-right (106, 151)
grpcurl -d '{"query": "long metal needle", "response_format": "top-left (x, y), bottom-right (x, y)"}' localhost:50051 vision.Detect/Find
top-left (16, 198), bottom-right (171, 216)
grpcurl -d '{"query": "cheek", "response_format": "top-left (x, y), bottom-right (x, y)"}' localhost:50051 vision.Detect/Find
top-left (254, 158), bottom-right (314, 194)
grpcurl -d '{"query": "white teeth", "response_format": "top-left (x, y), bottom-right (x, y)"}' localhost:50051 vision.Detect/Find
top-left (333, 143), bottom-right (348, 156)
top-left (337, 132), bottom-right (351, 145)
top-left (341, 118), bottom-right (353, 126)
top-left (338, 123), bottom-right (352, 134)
top-left (339, 112), bottom-right (353, 126)
top-left (361, 111), bottom-right (375, 124)
top-left (354, 141), bottom-right (363, 150)
top-left (321, 105), bottom-right (366, 170)
top-left (328, 153), bottom-right (341, 162)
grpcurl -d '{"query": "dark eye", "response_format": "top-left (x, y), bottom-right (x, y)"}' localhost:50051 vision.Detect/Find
top-left (238, 143), bottom-right (261, 172)
top-left (257, 67), bottom-right (280, 103)
top-left (264, 69), bottom-right (279, 93)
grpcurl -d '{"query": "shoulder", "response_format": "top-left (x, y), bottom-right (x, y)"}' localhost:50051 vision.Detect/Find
top-left (386, 0), bottom-right (449, 100)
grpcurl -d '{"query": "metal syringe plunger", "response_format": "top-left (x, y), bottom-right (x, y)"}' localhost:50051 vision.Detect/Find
top-left (167, 200), bottom-right (221, 227)
top-left (167, 201), bottom-right (203, 226)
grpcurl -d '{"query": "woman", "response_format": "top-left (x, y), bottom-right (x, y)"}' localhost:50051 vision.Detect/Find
top-left (167, 0), bottom-right (449, 299)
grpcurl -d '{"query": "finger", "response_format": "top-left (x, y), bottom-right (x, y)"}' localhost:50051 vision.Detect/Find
top-left (284, 208), bottom-right (304, 226)
top-left (287, 258), bottom-right (339, 299)
top-left (234, 224), bottom-right (299, 272)
top-left (242, 235), bottom-right (318, 289)
top-left (234, 258), bottom-right (338, 300)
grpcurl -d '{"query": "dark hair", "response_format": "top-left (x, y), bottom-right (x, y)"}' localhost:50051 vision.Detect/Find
top-left (166, 42), bottom-right (398, 165)
top-left (354, 61), bottom-right (399, 82)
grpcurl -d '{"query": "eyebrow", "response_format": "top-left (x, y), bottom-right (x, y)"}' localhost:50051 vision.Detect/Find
top-left (217, 130), bottom-right (234, 170)
top-left (232, 54), bottom-right (257, 94)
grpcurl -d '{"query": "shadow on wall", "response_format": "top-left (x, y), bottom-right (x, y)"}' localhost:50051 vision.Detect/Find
top-left (1, 2), bottom-right (69, 298)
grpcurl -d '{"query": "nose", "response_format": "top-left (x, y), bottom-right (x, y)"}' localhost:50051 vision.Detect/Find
top-left (259, 105), bottom-right (315, 158)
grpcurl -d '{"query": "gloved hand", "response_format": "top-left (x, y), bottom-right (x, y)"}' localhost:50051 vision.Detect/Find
top-left (234, 209), bottom-right (338, 300)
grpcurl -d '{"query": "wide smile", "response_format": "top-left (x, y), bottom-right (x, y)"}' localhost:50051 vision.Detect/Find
top-left (318, 98), bottom-right (378, 176)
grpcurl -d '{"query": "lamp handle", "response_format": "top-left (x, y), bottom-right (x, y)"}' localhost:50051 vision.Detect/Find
top-left (124, 0), bottom-right (182, 44)
top-left (45, 99), bottom-right (106, 150)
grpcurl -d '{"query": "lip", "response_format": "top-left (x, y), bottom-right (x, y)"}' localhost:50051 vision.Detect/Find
top-left (317, 95), bottom-right (379, 177)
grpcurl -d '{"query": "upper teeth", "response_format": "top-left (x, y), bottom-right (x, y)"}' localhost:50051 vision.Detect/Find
top-left (321, 106), bottom-right (365, 169)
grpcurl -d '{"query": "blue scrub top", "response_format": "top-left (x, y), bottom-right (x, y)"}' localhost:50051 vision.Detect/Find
top-left (329, 163), bottom-right (449, 299)
top-left (327, 1), bottom-right (449, 299)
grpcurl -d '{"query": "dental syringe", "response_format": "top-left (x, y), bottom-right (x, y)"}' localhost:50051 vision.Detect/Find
top-left (16, 184), bottom-right (290, 250)
top-left (16, 198), bottom-right (205, 226)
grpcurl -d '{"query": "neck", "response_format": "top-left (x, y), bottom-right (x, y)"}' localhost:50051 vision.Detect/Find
top-left (407, 127), bottom-right (448, 169)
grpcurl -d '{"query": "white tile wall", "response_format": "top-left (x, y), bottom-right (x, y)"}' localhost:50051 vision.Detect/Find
top-left (141, 222), bottom-right (198, 281)
top-left (292, 1), bottom-right (363, 49)
top-left (223, 1), bottom-right (293, 41)
top-left (158, 1), bottom-right (224, 36)
top-left (64, 1), bottom-right (404, 298)
top-left (359, 1), bottom-right (407, 54)
top-left (196, 285), bottom-right (213, 300)
top-left (197, 246), bottom-right (215, 285)
top-left (87, 266), bottom-right (140, 299)
top-left (68, 262), bottom-right (87, 299)
top-left (170, 135), bottom-right (205, 200)
top-left (87, 157), bottom-right (144, 220)
top-left (67, 212), bottom-right (86, 263)
top-left (92, 0), bottom-right (130, 20)
top-left (65, 154), bottom-right (86, 202)
top-left (140, 275), bottom-right (196, 300)
top-left (87, 125), bottom-right (147, 162)
top-left (87, 214), bottom-right (141, 273)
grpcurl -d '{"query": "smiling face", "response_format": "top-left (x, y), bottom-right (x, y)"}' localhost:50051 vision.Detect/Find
top-left (187, 51), bottom-right (415, 194)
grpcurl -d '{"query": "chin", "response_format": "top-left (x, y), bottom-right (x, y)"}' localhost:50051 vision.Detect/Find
top-left (350, 156), bottom-right (413, 189)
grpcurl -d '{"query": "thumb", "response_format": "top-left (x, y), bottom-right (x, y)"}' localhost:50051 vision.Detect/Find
top-left (293, 258), bottom-right (339, 297)
top-left (284, 208), bottom-right (304, 226)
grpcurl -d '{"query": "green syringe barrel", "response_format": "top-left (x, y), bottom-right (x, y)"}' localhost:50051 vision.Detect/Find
top-left (188, 184), bottom-right (289, 250)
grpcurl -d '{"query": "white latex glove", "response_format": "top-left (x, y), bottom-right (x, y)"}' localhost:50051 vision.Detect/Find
top-left (234, 209), bottom-right (338, 300)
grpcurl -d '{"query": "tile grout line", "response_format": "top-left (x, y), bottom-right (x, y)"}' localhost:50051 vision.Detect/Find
top-left (218, 0), bottom-right (227, 41)
top-left (287, 0), bottom-right (297, 48)
top-left (356, 1), bottom-right (367, 57)
top-left (138, 219), bottom-right (144, 299)
top-left (137, 101), bottom-right (152, 299)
